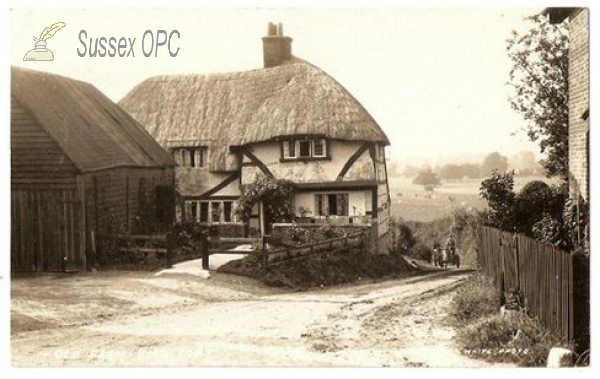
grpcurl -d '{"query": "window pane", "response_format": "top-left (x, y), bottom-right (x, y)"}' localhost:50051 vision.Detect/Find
top-left (224, 201), bottom-right (233, 222)
top-left (211, 202), bottom-right (221, 223)
top-left (190, 149), bottom-right (197, 167)
top-left (316, 194), bottom-right (325, 216)
top-left (328, 194), bottom-right (337, 215)
top-left (171, 149), bottom-right (179, 165)
top-left (314, 139), bottom-right (325, 157)
top-left (337, 194), bottom-right (349, 216)
top-left (190, 202), bottom-right (198, 221)
top-left (299, 140), bottom-right (311, 157)
top-left (288, 141), bottom-right (296, 158)
top-left (200, 202), bottom-right (209, 222)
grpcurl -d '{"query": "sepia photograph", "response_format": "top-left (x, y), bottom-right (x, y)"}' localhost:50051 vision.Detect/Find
top-left (4, 0), bottom-right (592, 371)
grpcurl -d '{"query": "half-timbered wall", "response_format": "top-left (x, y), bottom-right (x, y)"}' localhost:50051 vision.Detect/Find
top-left (240, 140), bottom-right (375, 185)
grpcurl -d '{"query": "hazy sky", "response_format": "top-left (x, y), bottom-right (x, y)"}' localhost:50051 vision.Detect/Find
top-left (11, 7), bottom-right (544, 164)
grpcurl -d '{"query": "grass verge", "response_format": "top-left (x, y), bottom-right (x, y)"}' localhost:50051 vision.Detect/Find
top-left (451, 273), bottom-right (568, 367)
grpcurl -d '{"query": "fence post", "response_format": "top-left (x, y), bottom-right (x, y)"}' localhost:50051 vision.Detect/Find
top-left (261, 234), bottom-right (268, 271)
top-left (165, 231), bottom-right (175, 269)
top-left (202, 233), bottom-right (210, 270)
top-left (512, 233), bottom-right (521, 299)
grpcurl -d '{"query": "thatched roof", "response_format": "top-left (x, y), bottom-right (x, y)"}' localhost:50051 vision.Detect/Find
top-left (12, 67), bottom-right (175, 173)
top-left (119, 58), bottom-right (390, 172)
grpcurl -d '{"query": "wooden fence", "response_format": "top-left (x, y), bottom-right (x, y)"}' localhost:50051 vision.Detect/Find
top-left (477, 225), bottom-right (589, 350)
top-left (207, 231), bottom-right (368, 270)
top-left (110, 233), bottom-right (174, 268)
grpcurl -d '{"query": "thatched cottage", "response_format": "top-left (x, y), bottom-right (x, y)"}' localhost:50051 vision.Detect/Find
top-left (11, 67), bottom-right (176, 271)
top-left (120, 23), bottom-right (392, 251)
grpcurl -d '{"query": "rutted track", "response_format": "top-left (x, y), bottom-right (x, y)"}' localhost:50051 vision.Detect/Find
top-left (11, 269), bottom-right (513, 367)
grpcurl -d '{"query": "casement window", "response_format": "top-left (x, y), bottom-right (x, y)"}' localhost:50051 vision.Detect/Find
top-left (172, 147), bottom-right (207, 168)
top-left (315, 193), bottom-right (349, 216)
top-left (299, 140), bottom-right (312, 157)
top-left (282, 139), bottom-right (327, 160)
top-left (186, 200), bottom-right (236, 223)
top-left (313, 139), bottom-right (326, 157)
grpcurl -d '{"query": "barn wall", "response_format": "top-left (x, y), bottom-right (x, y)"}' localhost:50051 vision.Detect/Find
top-left (11, 95), bottom-right (78, 190)
top-left (84, 167), bottom-right (175, 237)
top-left (11, 97), bottom-right (83, 271)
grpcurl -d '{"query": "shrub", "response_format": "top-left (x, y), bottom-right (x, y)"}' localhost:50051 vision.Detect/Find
top-left (479, 170), bottom-right (516, 230)
top-left (395, 220), bottom-right (417, 254)
top-left (452, 274), bottom-right (500, 322)
top-left (407, 241), bottom-right (433, 261)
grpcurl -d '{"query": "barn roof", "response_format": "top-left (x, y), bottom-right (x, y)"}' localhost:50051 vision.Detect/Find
top-left (11, 66), bottom-right (175, 173)
top-left (119, 58), bottom-right (390, 172)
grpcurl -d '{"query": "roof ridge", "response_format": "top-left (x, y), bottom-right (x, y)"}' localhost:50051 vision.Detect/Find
top-left (132, 57), bottom-right (310, 82)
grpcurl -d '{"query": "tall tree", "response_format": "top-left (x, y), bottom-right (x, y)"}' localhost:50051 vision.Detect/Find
top-left (481, 152), bottom-right (509, 176)
top-left (507, 14), bottom-right (569, 180)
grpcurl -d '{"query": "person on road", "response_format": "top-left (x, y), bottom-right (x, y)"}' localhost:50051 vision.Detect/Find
top-left (445, 234), bottom-right (456, 255)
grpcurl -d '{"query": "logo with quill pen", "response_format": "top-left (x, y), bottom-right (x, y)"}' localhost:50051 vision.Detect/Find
top-left (23, 22), bottom-right (66, 61)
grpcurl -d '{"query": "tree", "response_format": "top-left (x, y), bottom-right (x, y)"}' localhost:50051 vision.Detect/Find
top-left (507, 14), bottom-right (569, 180)
top-left (481, 152), bottom-right (509, 176)
top-left (438, 164), bottom-right (464, 181)
top-left (413, 170), bottom-right (441, 191)
top-left (460, 163), bottom-right (481, 179)
top-left (509, 150), bottom-right (541, 176)
top-left (479, 170), bottom-right (516, 230)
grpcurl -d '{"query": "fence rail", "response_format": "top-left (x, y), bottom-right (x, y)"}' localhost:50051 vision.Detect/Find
top-left (477, 225), bottom-right (589, 350)
top-left (206, 231), bottom-right (367, 270)
top-left (110, 233), bottom-right (175, 268)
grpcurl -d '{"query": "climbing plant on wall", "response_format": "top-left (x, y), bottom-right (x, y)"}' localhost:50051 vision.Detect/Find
top-left (235, 178), bottom-right (296, 223)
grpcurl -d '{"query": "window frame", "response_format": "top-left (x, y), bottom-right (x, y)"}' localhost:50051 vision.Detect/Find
top-left (185, 199), bottom-right (237, 223)
top-left (171, 147), bottom-right (208, 168)
top-left (315, 192), bottom-right (349, 217)
top-left (281, 138), bottom-right (329, 161)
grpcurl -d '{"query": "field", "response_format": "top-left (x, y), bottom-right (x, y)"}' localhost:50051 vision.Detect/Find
top-left (388, 176), bottom-right (557, 222)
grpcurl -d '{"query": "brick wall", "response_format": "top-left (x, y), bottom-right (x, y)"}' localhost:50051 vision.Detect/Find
top-left (568, 8), bottom-right (590, 201)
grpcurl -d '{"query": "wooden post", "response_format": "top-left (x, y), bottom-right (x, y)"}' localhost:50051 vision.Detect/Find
top-left (261, 234), bottom-right (268, 271)
top-left (202, 233), bottom-right (210, 270)
top-left (166, 231), bottom-right (175, 269)
top-left (259, 201), bottom-right (265, 237)
top-left (76, 175), bottom-right (87, 271)
top-left (125, 176), bottom-right (130, 234)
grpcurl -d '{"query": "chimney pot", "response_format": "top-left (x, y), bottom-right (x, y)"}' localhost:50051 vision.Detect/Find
top-left (262, 22), bottom-right (293, 68)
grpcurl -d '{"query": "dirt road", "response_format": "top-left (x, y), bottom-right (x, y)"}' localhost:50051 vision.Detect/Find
top-left (11, 270), bottom-right (513, 367)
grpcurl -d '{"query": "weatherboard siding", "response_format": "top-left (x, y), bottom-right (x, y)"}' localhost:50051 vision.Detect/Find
top-left (11, 96), bottom-right (79, 189)
top-left (84, 167), bottom-right (174, 236)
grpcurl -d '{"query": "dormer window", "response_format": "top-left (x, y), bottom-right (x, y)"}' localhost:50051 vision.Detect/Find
top-left (282, 138), bottom-right (328, 161)
top-left (172, 147), bottom-right (207, 168)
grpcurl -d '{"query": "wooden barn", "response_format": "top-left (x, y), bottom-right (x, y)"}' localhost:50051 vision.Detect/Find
top-left (11, 67), bottom-right (176, 272)
top-left (120, 23), bottom-right (392, 252)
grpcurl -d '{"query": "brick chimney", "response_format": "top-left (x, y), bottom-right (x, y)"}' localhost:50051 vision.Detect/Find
top-left (262, 22), bottom-right (293, 68)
